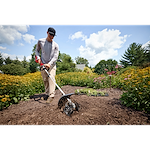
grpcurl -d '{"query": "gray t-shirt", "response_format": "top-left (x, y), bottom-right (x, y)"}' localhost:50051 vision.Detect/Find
top-left (35, 38), bottom-right (59, 67)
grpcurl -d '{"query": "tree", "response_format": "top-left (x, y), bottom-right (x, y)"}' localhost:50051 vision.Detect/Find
top-left (145, 44), bottom-right (150, 64)
top-left (12, 57), bottom-right (22, 66)
top-left (29, 53), bottom-right (39, 73)
top-left (120, 43), bottom-right (146, 67)
top-left (22, 56), bottom-right (27, 68)
top-left (29, 44), bottom-right (39, 73)
top-left (4, 56), bottom-right (12, 65)
top-left (0, 52), bottom-right (4, 66)
top-left (0, 63), bottom-right (27, 75)
top-left (75, 56), bottom-right (89, 67)
top-left (56, 53), bottom-right (76, 74)
top-left (22, 56), bottom-right (30, 73)
top-left (94, 59), bottom-right (118, 75)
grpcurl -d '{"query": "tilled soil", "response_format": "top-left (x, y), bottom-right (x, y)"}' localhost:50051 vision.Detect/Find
top-left (0, 85), bottom-right (150, 125)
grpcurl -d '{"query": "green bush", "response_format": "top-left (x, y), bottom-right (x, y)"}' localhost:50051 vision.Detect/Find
top-left (119, 67), bottom-right (150, 113)
top-left (1, 63), bottom-right (27, 75)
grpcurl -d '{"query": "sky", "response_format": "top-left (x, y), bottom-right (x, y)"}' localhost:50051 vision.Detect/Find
top-left (0, 25), bottom-right (150, 67)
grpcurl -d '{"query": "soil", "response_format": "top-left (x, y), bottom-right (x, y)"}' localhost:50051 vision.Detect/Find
top-left (0, 85), bottom-right (150, 125)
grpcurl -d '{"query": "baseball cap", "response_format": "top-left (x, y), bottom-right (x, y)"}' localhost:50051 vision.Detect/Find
top-left (48, 27), bottom-right (56, 36)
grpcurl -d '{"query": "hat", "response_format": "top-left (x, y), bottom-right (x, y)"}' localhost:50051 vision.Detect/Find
top-left (48, 27), bottom-right (56, 36)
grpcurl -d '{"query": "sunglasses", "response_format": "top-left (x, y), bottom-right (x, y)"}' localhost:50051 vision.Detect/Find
top-left (49, 32), bottom-right (54, 36)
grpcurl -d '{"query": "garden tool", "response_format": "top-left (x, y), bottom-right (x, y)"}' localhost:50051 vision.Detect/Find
top-left (35, 56), bottom-right (80, 116)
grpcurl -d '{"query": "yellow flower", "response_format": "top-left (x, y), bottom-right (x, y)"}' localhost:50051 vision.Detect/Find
top-left (1, 98), bottom-right (7, 102)
top-left (5, 95), bottom-right (9, 98)
top-left (139, 92), bottom-right (142, 94)
top-left (143, 85), bottom-right (148, 88)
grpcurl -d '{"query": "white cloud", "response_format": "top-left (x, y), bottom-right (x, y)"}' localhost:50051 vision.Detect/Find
top-left (69, 31), bottom-right (87, 41)
top-left (0, 46), bottom-right (6, 50)
top-left (1, 52), bottom-right (23, 60)
top-left (18, 43), bottom-right (24, 46)
top-left (22, 34), bottom-right (36, 44)
top-left (78, 28), bottom-right (128, 67)
top-left (142, 41), bottom-right (150, 49)
top-left (0, 25), bottom-right (35, 45)
top-left (26, 55), bottom-right (31, 61)
top-left (1, 52), bottom-right (31, 62)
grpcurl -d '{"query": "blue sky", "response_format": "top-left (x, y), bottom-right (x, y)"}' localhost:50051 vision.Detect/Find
top-left (0, 25), bottom-right (150, 67)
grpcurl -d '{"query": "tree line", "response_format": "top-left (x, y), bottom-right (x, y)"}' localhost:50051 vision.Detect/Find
top-left (94, 42), bottom-right (150, 74)
top-left (0, 42), bottom-right (150, 76)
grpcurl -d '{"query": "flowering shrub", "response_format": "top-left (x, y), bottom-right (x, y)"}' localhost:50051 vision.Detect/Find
top-left (83, 67), bottom-right (93, 74)
top-left (0, 72), bottom-right (44, 110)
top-left (119, 67), bottom-right (150, 113)
top-left (56, 72), bottom-right (99, 88)
top-left (56, 72), bottom-right (120, 89)
top-left (1, 66), bottom-right (150, 113)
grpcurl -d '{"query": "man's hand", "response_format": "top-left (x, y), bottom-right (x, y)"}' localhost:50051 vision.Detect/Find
top-left (44, 64), bottom-right (50, 69)
top-left (38, 59), bottom-right (41, 65)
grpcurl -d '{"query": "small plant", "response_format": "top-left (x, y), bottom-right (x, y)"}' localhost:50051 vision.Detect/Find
top-left (75, 88), bottom-right (108, 97)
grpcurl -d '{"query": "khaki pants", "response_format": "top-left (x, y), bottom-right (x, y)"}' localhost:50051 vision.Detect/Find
top-left (41, 66), bottom-right (56, 97)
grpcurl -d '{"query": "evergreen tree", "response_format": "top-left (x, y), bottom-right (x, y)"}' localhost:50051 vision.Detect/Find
top-left (120, 42), bottom-right (146, 67)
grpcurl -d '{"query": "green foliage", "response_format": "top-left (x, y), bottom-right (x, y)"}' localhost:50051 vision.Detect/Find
top-left (75, 88), bottom-right (108, 96)
top-left (120, 42), bottom-right (148, 67)
top-left (94, 59), bottom-right (118, 75)
top-left (4, 56), bottom-right (12, 65)
top-left (119, 67), bottom-right (150, 113)
top-left (0, 53), bottom-right (31, 75)
top-left (29, 53), bottom-right (39, 73)
top-left (75, 56), bottom-right (89, 67)
top-left (0, 72), bottom-right (44, 110)
top-left (29, 44), bottom-right (39, 73)
top-left (56, 72), bottom-right (119, 89)
top-left (56, 53), bottom-right (76, 74)
top-left (0, 52), bottom-right (4, 66)
top-left (0, 63), bottom-right (27, 75)
top-left (117, 66), bottom-right (138, 75)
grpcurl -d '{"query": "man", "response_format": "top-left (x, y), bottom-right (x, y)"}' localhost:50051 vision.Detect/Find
top-left (35, 27), bottom-right (59, 103)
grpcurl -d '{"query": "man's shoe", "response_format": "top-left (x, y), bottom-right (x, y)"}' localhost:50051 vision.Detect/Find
top-left (41, 95), bottom-right (49, 100)
top-left (46, 97), bottom-right (54, 103)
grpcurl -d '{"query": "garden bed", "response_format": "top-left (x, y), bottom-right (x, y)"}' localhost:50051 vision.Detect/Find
top-left (0, 85), bottom-right (150, 125)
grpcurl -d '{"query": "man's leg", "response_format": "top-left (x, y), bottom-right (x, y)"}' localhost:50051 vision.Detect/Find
top-left (48, 66), bottom-right (56, 98)
top-left (41, 69), bottom-right (49, 97)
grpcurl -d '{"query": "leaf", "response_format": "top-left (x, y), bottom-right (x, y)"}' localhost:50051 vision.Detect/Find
top-left (13, 97), bottom-right (18, 103)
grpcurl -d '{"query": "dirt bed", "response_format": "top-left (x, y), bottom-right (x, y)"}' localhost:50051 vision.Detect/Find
top-left (0, 85), bottom-right (150, 125)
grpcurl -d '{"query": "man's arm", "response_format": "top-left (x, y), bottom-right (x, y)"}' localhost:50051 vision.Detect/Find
top-left (35, 41), bottom-right (41, 65)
